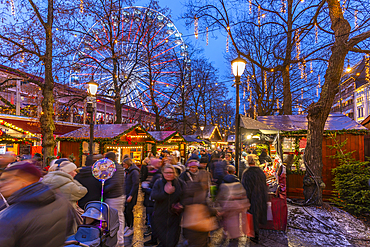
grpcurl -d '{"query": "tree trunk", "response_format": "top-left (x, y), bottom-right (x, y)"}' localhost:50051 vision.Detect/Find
top-left (282, 0), bottom-right (293, 115)
top-left (41, 1), bottom-right (55, 166)
top-left (303, 0), bottom-right (351, 205)
top-left (114, 97), bottom-right (122, 124)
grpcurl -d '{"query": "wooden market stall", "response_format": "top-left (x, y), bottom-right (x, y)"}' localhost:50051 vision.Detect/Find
top-left (257, 113), bottom-right (367, 200)
top-left (0, 119), bottom-right (39, 156)
top-left (147, 131), bottom-right (187, 157)
top-left (57, 124), bottom-right (155, 166)
top-left (194, 125), bottom-right (225, 148)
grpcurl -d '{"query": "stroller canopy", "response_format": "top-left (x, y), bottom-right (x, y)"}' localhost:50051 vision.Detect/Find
top-left (85, 201), bottom-right (119, 237)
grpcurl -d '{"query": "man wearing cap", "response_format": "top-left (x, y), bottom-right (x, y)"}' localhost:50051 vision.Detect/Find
top-left (0, 161), bottom-right (71, 246)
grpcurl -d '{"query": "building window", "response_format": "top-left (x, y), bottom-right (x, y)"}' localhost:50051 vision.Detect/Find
top-left (357, 107), bottom-right (364, 118)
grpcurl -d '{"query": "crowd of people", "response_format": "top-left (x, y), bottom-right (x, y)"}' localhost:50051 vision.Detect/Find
top-left (0, 147), bottom-right (273, 247)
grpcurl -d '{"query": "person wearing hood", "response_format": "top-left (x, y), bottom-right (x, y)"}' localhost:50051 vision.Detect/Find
top-left (123, 158), bottom-right (140, 237)
top-left (0, 161), bottom-right (71, 246)
top-left (179, 160), bottom-right (199, 183)
top-left (187, 150), bottom-right (201, 163)
top-left (75, 154), bottom-right (103, 209)
top-left (42, 159), bottom-right (87, 233)
top-left (42, 159), bottom-right (87, 209)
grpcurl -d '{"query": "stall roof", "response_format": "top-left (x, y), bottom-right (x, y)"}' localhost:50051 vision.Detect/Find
top-left (147, 131), bottom-right (179, 142)
top-left (183, 135), bottom-right (211, 144)
top-left (194, 125), bottom-right (222, 141)
top-left (60, 123), bottom-right (140, 139)
top-left (257, 113), bottom-right (367, 131)
top-left (240, 115), bottom-right (279, 134)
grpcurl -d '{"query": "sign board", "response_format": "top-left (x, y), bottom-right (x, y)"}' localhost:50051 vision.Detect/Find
top-left (0, 145), bottom-right (6, 154)
top-left (19, 144), bottom-right (31, 156)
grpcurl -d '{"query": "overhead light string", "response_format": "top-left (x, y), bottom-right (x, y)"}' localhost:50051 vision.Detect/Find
top-left (194, 16), bottom-right (199, 39)
top-left (249, 0), bottom-right (252, 14)
top-left (206, 27), bottom-right (209, 45)
top-left (80, 0), bottom-right (84, 13)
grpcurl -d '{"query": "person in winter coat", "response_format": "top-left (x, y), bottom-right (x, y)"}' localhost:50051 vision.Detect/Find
top-left (241, 155), bottom-right (268, 244)
top-left (182, 171), bottom-right (217, 247)
top-left (238, 152), bottom-right (248, 180)
top-left (209, 151), bottom-right (228, 185)
top-left (225, 153), bottom-right (235, 167)
top-left (0, 161), bottom-right (71, 246)
top-left (187, 150), bottom-right (201, 163)
top-left (123, 158), bottom-right (140, 237)
top-left (223, 165), bottom-right (240, 183)
top-left (103, 152), bottom-right (125, 246)
top-left (179, 159), bottom-right (199, 183)
top-left (143, 158), bottom-right (163, 246)
top-left (259, 149), bottom-right (272, 165)
top-left (216, 181), bottom-right (250, 247)
top-left (42, 160), bottom-right (87, 209)
top-left (151, 164), bottom-right (186, 247)
top-left (75, 154), bottom-right (103, 209)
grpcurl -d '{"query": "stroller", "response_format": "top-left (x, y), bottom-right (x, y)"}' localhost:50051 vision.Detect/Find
top-left (65, 201), bottom-right (119, 247)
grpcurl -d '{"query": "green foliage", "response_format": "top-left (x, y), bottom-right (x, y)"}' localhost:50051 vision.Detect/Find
top-left (328, 133), bottom-right (370, 215)
top-left (256, 144), bottom-right (268, 156)
top-left (46, 156), bottom-right (57, 166)
top-left (68, 153), bottom-right (76, 163)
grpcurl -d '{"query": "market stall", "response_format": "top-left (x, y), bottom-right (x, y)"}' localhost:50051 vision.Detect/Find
top-left (257, 113), bottom-right (367, 200)
top-left (194, 125), bottom-right (225, 148)
top-left (0, 119), bottom-right (39, 155)
top-left (148, 131), bottom-right (187, 157)
top-left (57, 124), bottom-right (155, 166)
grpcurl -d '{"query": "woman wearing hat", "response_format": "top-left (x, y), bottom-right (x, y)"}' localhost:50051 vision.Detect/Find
top-left (179, 160), bottom-right (200, 183)
top-left (42, 159), bottom-right (87, 233)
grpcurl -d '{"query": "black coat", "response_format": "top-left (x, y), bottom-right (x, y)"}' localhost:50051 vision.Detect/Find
top-left (241, 166), bottom-right (268, 229)
top-left (140, 164), bottom-right (148, 182)
top-left (151, 178), bottom-right (186, 247)
top-left (75, 166), bottom-right (102, 209)
top-left (0, 182), bottom-right (71, 247)
top-left (179, 170), bottom-right (197, 183)
top-left (104, 162), bottom-right (125, 199)
top-left (142, 169), bottom-right (162, 207)
top-left (223, 174), bottom-right (240, 183)
top-left (125, 165), bottom-right (140, 204)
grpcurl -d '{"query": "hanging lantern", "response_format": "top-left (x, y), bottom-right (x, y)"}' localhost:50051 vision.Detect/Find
top-left (194, 16), bottom-right (199, 39)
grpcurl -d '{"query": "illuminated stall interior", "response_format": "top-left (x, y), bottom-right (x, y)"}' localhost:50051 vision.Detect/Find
top-left (194, 125), bottom-right (224, 148)
top-left (148, 131), bottom-right (186, 157)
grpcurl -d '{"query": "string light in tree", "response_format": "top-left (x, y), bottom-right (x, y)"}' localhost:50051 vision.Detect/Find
top-left (310, 61), bottom-right (313, 73)
top-left (264, 71), bottom-right (267, 92)
top-left (254, 105), bottom-right (257, 119)
top-left (194, 17), bottom-right (199, 39)
top-left (10, 0), bottom-right (15, 16)
top-left (317, 75), bottom-right (321, 97)
top-left (355, 10), bottom-right (358, 29)
top-left (80, 0), bottom-right (84, 13)
top-left (342, 0), bottom-right (347, 13)
top-left (315, 23), bottom-right (318, 43)
top-left (281, 0), bottom-right (286, 13)
top-left (249, 0), bottom-right (252, 14)
top-left (258, 5), bottom-right (261, 27)
top-left (226, 31), bottom-right (229, 52)
top-left (206, 27), bottom-right (209, 45)
top-left (276, 99), bottom-right (279, 109)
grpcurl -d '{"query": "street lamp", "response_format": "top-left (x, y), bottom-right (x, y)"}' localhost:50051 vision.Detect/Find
top-left (231, 55), bottom-right (247, 176)
top-left (86, 80), bottom-right (99, 155)
top-left (200, 126), bottom-right (204, 139)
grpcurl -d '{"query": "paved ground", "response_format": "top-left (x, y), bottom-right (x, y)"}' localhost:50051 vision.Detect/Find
top-left (124, 189), bottom-right (370, 247)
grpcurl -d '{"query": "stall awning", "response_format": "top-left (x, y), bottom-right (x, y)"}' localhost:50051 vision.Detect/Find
top-left (240, 115), bottom-right (279, 134)
top-left (183, 135), bottom-right (211, 144)
top-left (257, 113), bottom-right (366, 131)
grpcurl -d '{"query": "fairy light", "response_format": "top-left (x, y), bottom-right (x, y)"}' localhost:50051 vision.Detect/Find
top-left (20, 39), bottom-right (24, 63)
top-left (10, 0), bottom-right (15, 16)
top-left (249, 0), bottom-right (252, 14)
top-left (366, 54), bottom-right (370, 83)
top-left (355, 10), bottom-right (358, 29)
top-left (342, 0), bottom-right (347, 13)
top-left (264, 71), bottom-right (267, 92)
top-left (315, 23), bottom-right (318, 43)
top-left (194, 17), bottom-right (199, 39)
top-left (206, 27), bottom-right (209, 45)
top-left (281, 0), bottom-right (286, 13)
top-left (310, 61), bottom-right (313, 73)
top-left (301, 88), bottom-right (304, 99)
top-left (226, 32), bottom-right (229, 52)
top-left (258, 6), bottom-right (261, 27)
top-left (276, 99), bottom-right (279, 109)
top-left (295, 29), bottom-right (301, 60)
top-left (80, 0), bottom-right (84, 13)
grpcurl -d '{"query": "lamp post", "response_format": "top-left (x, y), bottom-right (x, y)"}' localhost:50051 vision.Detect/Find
top-left (86, 80), bottom-right (99, 155)
top-left (231, 55), bottom-right (247, 177)
top-left (200, 125), bottom-right (204, 139)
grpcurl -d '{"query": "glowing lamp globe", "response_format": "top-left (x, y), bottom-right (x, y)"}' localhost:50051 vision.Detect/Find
top-left (231, 56), bottom-right (247, 77)
top-left (87, 80), bottom-right (99, 96)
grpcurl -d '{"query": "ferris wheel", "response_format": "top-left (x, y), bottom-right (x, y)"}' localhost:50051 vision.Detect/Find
top-left (70, 6), bottom-right (190, 116)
